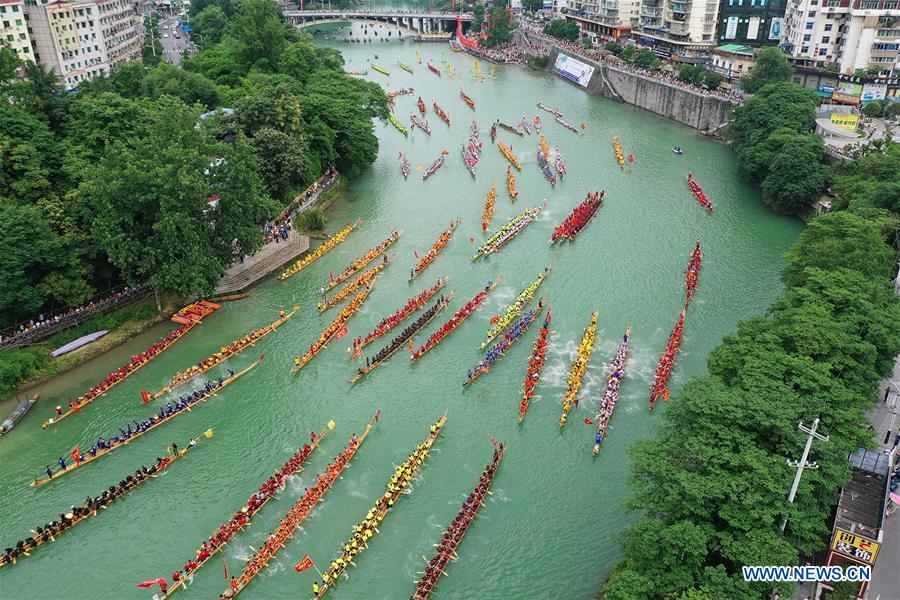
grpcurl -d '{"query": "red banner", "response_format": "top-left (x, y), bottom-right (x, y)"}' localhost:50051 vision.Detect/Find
top-left (295, 555), bottom-right (314, 573)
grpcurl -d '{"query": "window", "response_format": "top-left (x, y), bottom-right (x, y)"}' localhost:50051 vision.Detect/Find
top-left (809, 11), bottom-right (816, 17)
top-left (824, 23), bottom-right (832, 31)
top-left (806, 22), bottom-right (814, 29)
top-left (822, 36), bottom-right (830, 43)
top-left (801, 45), bottom-right (809, 52)
top-left (885, 1), bottom-right (898, 8)
top-left (860, 1), bottom-right (877, 7)
top-left (803, 34), bottom-right (812, 40)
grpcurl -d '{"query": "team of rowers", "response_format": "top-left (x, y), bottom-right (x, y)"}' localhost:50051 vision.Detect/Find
top-left (314, 423), bottom-right (439, 597)
top-left (475, 206), bottom-right (542, 259)
top-left (409, 220), bottom-right (458, 280)
top-left (236, 435), bottom-right (362, 596)
top-left (280, 221), bottom-right (356, 281)
top-left (482, 183), bottom-right (496, 231)
top-left (649, 310), bottom-right (686, 411)
top-left (169, 434), bottom-right (319, 590)
top-left (560, 312), bottom-right (598, 427)
top-left (506, 166), bottom-right (518, 199)
top-left (4, 449), bottom-right (189, 567)
top-left (686, 173), bottom-right (714, 212)
top-left (411, 281), bottom-right (494, 361)
top-left (48, 323), bottom-right (192, 423)
top-left (520, 310), bottom-right (552, 421)
top-left (411, 445), bottom-right (504, 599)
top-left (498, 140), bottom-right (521, 170)
top-left (296, 286), bottom-right (372, 369)
top-left (468, 300), bottom-right (545, 384)
top-left (536, 148), bottom-right (556, 185)
top-left (685, 241), bottom-right (703, 305)
top-left (551, 191), bottom-right (604, 242)
top-left (328, 230), bottom-right (399, 291)
top-left (357, 293), bottom-right (449, 376)
top-left (432, 102), bottom-right (450, 125)
top-left (593, 328), bottom-right (631, 454)
top-left (482, 268), bottom-right (549, 348)
top-left (317, 254), bottom-right (387, 312)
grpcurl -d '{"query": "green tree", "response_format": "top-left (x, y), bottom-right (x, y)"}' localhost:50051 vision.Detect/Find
top-left (483, 3), bottom-right (513, 47)
top-left (861, 101), bottom-right (884, 118)
top-left (299, 207), bottom-right (326, 231)
top-left (192, 5), bottom-right (229, 49)
top-left (9, 60), bottom-right (70, 133)
top-left (228, 0), bottom-right (286, 69)
top-left (234, 82), bottom-right (304, 136)
top-left (761, 134), bottom-right (828, 215)
top-left (740, 46), bottom-right (792, 94)
top-left (0, 104), bottom-right (61, 201)
top-left (142, 63), bottom-right (220, 108)
top-left (703, 71), bottom-right (724, 89)
top-left (182, 43), bottom-right (247, 87)
top-left (471, 2), bottom-right (485, 33)
top-left (831, 143), bottom-right (900, 214)
top-left (543, 19), bottom-right (579, 42)
top-left (250, 127), bottom-right (311, 200)
top-left (633, 49), bottom-right (659, 70)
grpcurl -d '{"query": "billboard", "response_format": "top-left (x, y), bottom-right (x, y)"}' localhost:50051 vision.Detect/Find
top-left (554, 53), bottom-right (595, 88)
top-left (725, 16), bottom-right (739, 40)
top-left (746, 16), bottom-right (760, 41)
top-left (831, 529), bottom-right (880, 565)
top-left (861, 83), bottom-right (888, 102)
top-left (769, 17), bottom-right (783, 40)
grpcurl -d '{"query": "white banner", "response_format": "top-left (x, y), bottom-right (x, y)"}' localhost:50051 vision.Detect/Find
top-left (769, 17), bottom-right (783, 40)
top-left (861, 83), bottom-right (888, 102)
top-left (553, 53), bottom-right (595, 88)
top-left (725, 16), bottom-right (739, 40)
top-left (747, 17), bottom-right (760, 40)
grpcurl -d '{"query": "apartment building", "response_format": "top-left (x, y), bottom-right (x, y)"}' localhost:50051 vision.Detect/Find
top-left (24, 0), bottom-right (143, 89)
top-left (781, 0), bottom-right (899, 77)
top-left (1, 0), bottom-right (33, 61)
top-left (717, 0), bottom-right (787, 46)
top-left (564, 0), bottom-right (640, 39)
top-left (638, 0), bottom-right (721, 51)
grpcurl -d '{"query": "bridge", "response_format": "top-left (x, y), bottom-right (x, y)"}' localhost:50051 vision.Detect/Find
top-left (283, 9), bottom-right (473, 35)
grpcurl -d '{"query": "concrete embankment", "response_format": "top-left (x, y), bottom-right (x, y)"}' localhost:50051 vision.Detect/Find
top-left (546, 47), bottom-right (735, 134)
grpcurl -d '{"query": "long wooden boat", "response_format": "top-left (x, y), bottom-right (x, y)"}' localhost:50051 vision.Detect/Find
top-left (410, 277), bottom-right (500, 362)
top-left (349, 277), bottom-right (449, 358)
top-left (559, 311), bottom-right (598, 427)
top-left (373, 64), bottom-right (390, 76)
top-left (161, 424), bottom-right (331, 597)
top-left (400, 153), bottom-right (411, 180)
top-left (685, 174), bottom-right (714, 212)
top-left (326, 230), bottom-right (400, 291)
top-left (319, 258), bottom-right (390, 313)
top-left (433, 102), bottom-right (450, 125)
top-left (539, 133), bottom-right (550, 158)
top-left (480, 268), bottom-right (550, 349)
top-left (42, 320), bottom-right (200, 429)
top-left (417, 97), bottom-right (427, 114)
top-left (506, 166), bottom-right (518, 199)
top-left (423, 153), bottom-right (448, 180)
top-left (550, 191), bottom-right (604, 243)
top-left (293, 286), bottom-right (373, 374)
top-left (490, 122), bottom-right (497, 143)
top-left (648, 310), bottom-right (685, 411)
top-left (313, 416), bottom-right (446, 599)
top-left (410, 114), bottom-right (431, 134)
top-left (533, 115), bottom-right (542, 132)
top-left (556, 115), bottom-right (579, 132)
top-left (350, 292), bottom-right (454, 384)
top-left (3, 432), bottom-right (209, 568)
top-left (482, 183), bottom-right (496, 232)
top-left (0, 393), bottom-right (38, 436)
top-left (497, 139), bottom-right (522, 170)
top-left (521, 116), bottom-right (532, 135)
top-left (465, 300), bottom-right (546, 387)
top-left (537, 101), bottom-right (562, 116)
top-left (519, 308), bottom-right (552, 423)
top-left (592, 325), bottom-right (631, 455)
top-left (398, 61), bottom-right (414, 74)
top-left (411, 442), bottom-right (504, 599)
top-left (150, 307), bottom-right (299, 400)
top-left (472, 204), bottom-right (544, 261)
top-left (279, 221), bottom-right (359, 281)
top-left (409, 218), bottom-right (460, 281)
top-left (460, 89), bottom-right (475, 109)
top-left (31, 357), bottom-right (262, 488)
top-left (227, 420), bottom-right (376, 598)
top-left (461, 145), bottom-right (477, 177)
top-left (553, 146), bottom-right (567, 178)
top-left (684, 240), bottom-right (703, 307)
top-left (613, 136), bottom-right (625, 167)
top-left (536, 148), bottom-right (556, 185)
top-left (497, 120), bottom-right (524, 137)
top-left (389, 115), bottom-right (409, 135)
top-left (427, 61), bottom-right (441, 76)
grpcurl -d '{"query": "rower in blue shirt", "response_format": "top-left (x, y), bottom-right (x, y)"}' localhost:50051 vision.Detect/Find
top-left (58, 457), bottom-right (66, 471)
top-left (45, 466), bottom-right (53, 479)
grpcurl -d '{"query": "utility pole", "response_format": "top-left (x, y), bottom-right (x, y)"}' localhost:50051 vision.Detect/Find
top-left (781, 418), bottom-right (829, 533)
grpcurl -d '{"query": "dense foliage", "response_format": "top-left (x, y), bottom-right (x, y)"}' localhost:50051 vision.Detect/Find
top-left (740, 46), bottom-right (792, 94)
top-left (604, 84), bottom-right (900, 598)
top-left (677, 64), bottom-right (724, 90)
top-left (481, 3), bottom-right (514, 47)
top-left (0, 0), bottom-right (387, 328)
top-left (543, 19), bottom-right (579, 42)
top-left (605, 42), bottom-right (661, 70)
top-left (727, 83), bottom-right (828, 215)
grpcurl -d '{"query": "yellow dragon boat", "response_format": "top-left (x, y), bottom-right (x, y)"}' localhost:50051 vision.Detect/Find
top-left (279, 221), bottom-right (359, 282)
top-left (560, 311), bottom-right (598, 426)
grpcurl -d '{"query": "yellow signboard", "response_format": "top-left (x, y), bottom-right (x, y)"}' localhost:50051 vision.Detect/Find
top-left (830, 113), bottom-right (859, 130)
top-left (830, 529), bottom-right (880, 565)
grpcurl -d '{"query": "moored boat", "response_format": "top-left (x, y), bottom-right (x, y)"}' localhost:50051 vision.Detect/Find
top-left (433, 102), bottom-right (450, 125)
top-left (497, 120), bottom-right (524, 137)
top-left (293, 286), bottom-right (373, 373)
top-left (685, 173), bottom-right (714, 212)
top-left (0, 393), bottom-right (38, 436)
top-left (550, 191), bottom-right (604, 243)
top-left (480, 267), bottom-right (551, 349)
top-left (460, 89), bottom-right (476, 109)
top-left (592, 325), bottom-right (631, 455)
top-left (423, 151), bottom-right (449, 180)
top-left (482, 183), bottom-right (496, 232)
top-left (409, 218), bottom-right (460, 281)
top-left (519, 308), bottom-right (552, 423)
top-left (498, 139), bottom-right (522, 170)
top-left (326, 230), bottom-right (400, 291)
top-left (279, 221), bottom-right (359, 281)
top-left (465, 299), bottom-right (546, 387)
top-left (559, 311), bottom-right (598, 426)
top-left (472, 204), bottom-right (544, 261)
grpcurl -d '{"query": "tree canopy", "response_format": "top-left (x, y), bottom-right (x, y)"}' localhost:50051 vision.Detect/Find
top-left (740, 47), bottom-right (792, 94)
top-left (543, 19), bottom-right (579, 42)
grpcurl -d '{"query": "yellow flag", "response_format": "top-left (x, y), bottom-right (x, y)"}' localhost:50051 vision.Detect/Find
top-left (204, 428), bottom-right (214, 439)
top-left (327, 420), bottom-right (336, 431)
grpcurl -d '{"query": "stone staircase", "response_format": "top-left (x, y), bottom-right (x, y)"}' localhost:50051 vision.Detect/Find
top-left (215, 230), bottom-right (310, 296)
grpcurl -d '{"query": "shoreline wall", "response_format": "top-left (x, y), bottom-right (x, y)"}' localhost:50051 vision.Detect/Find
top-left (545, 47), bottom-right (735, 134)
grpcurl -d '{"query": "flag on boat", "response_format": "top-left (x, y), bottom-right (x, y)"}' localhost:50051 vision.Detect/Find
top-left (327, 420), bottom-right (336, 430)
top-left (204, 428), bottom-right (214, 439)
top-left (329, 271), bottom-right (334, 282)
top-left (70, 446), bottom-right (81, 464)
top-left (490, 316), bottom-right (500, 325)
top-left (295, 555), bottom-right (315, 573)
top-left (661, 388), bottom-right (670, 401)
top-left (584, 418), bottom-right (594, 425)
top-left (136, 578), bottom-right (167, 589)
top-left (335, 326), bottom-right (349, 340)
top-left (140, 390), bottom-right (152, 403)
top-left (414, 249), bottom-right (419, 259)
top-left (223, 558), bottom-right (229, 580)
top-left (442, 150), bottom-right (449, 155)
top-left (374, 409), bottom-right (381, 423)
top-left (489, 435), bottom-right (500, 447)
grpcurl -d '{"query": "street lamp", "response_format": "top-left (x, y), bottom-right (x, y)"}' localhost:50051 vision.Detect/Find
top-left (781, 418), bottom-right (830, 533)
top-left (884, 379), bottom-right (899, 446)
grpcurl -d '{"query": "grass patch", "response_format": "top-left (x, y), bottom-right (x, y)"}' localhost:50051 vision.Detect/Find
top-left (0, 347), bottom-right (48, 401)
top-left (48, 300), bottom-right (159, 348)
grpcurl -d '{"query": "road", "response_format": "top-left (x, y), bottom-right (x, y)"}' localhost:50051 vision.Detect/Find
top-left (157, 14), bottom-right (193, 66)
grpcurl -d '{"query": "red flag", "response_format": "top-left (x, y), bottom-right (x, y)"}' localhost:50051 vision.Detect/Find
top-left (136, 578), bottom-right (167, 588)
top-left (489, 316), bottom-right (500, 325)
top-left (71, 446), bottom-right (81, 465)
top-left (489, 435), bottom-right (500, 447)
top-left (259, 354), bottom-right (265, 362)
top-left (295, 555), bottom-right (314, 573)
top-left (329, 271), bottom-right (334, 282)
top-left (224, 558), bottom-right (229, 580)
top-left (661, 388), bottom-right (670, 402)
top-left (628, 153), bottom-right (634, 163)
top-left (441, 150), bottom-right (449, 155)
top-left (580, 122), bottom-right (586, 129)
top-left (140, 390), bottom-right (152, 404)
top-left (584, 418), bottom-right (594, 425)
top-left (374, 409), bottom-right (381, 423)
top-left (408, 340), bottom-right (414, 353)
top-left (398, 151), bottom-right (403, 159)
top-left (335, 326), bottom-right (349, 340)
top-left (414, 249), bottom-right (419, 259)
top-left (469, 237), bottom-right (475, 244)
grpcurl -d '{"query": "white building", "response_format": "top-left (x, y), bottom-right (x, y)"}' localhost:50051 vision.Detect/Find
top-left (782, 0), bottom-right (900, 77)
top-left (1, 0), bottom-right (33, 61)
top-left (24, 0), bottom-right (144, 89)
top-left (638, 0), bottom-right (720, 50)
top-left (561, 0), bottom-right (643, 41)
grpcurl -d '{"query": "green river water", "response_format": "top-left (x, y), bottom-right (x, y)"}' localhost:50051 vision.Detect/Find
top-left (0, 28), bottom-right (804, 600)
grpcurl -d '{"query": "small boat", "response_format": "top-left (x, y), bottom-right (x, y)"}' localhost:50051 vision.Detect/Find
top-left (461, 145), bottom-right (477, 177)
top-left (373, 64), bottom-right (390, 76)
top-left (498, 120), bottom-right (524, 137)
top-left (294, 287), bottom-right (373, 374)
top-left (398, 61), bottom-right (414, 74)
top-left (473, 204), bottom-right (544, 261)
top-left (417, 97), bottom-right (427, 114)
top-left (471, 121), bottom-right (479, 135)
top-left (280, 221), bottom-right (358, 281)
top-left (672, 146), bottom-right (684, 155)
top-left (685, 174), bottom-right (714, 213)
top-left (318, 257), bottom-right (391, 313)
top-left (400, 153), bottom-right (411, 179)
top-left (684, 240), bottom-right (703, 306)
top-left (560, 311), bottom-right (598, 427)
top-left (551, 191), bottom-right (603, 243)
top-left (519, 309), bottom-right (551, 423)
top-left (521, 117), bottom-right (532, 135)
top-left (389, 114), bottom-right (408, 135)
top-left (556, 115), bottom-right (579, 132)
top-left (427, 61), bottom-right (441, 76)
top-left (613, 136), bottom-right (625, 167)
top-left (460, 89), bottom-right (475, 109)
top-left (423, 151), bottom-right (449, 180)
top-left (537, 101), bottom-right (562, 117)
top-left (482, 183), bottom-right (496, 232)
top-left (533, 115), bottom-right (542, 132)
top-left (410, 218), bottom-right (460, 281)
top-left (553, 147), bottom-right (567, 178)
top-left (480, 268), bottom-right (551, 349)
top-left (50, 330), bottom-right (108, 357)
top-left (539, 134), bottom-right (550, 159)
top-left (410, 114), bottom-right (431, 134)
top-left (465, 299), bottom-right (547, 387)
top-left (536, 149), bottom-right (556, 186)
top-left (0, 393), bottom-right (38, 436)
top-left (433, 102), bottom-right (450, 125)
top-left (214, 292), bottom-right (249, 302)
top-left (498, 139), bottom-right (522, 170)
top-left (490, 122), bottom-right (497, 143)
top-left (506, 166), bottom-right (518, 199)
top-left (592, 325), bottom-right (632, 455)
top-left (327, 231), bottom-right (400, 291)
